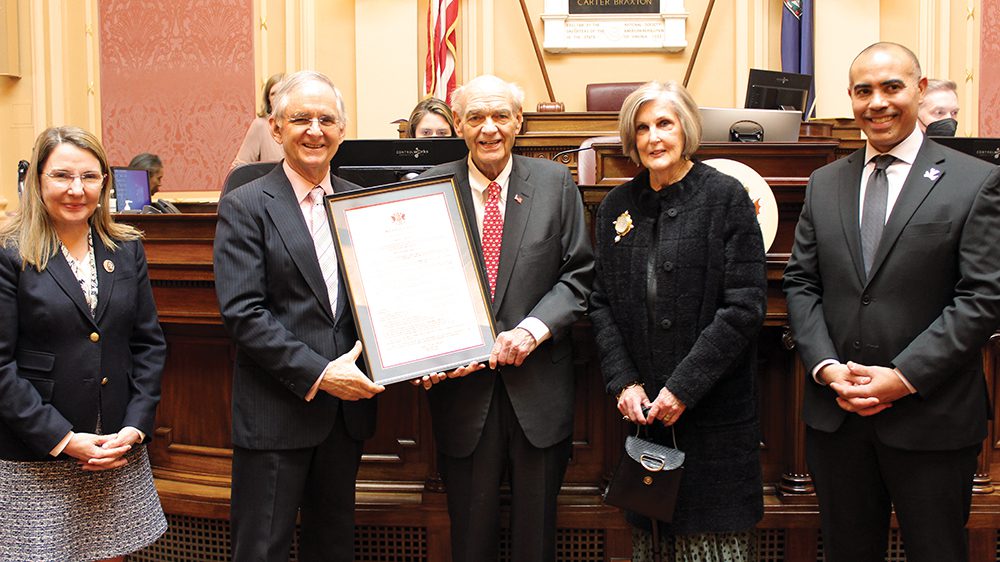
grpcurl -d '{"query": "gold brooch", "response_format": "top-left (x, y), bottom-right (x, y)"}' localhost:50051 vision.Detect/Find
top-left (613, 211), bottom-right (633, 243)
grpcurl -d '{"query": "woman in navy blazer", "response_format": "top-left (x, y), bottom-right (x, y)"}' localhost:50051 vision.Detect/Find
top-left (0, 127), bottom-right (167, 561)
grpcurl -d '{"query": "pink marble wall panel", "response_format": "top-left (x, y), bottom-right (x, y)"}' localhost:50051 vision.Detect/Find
top-left (100, 0), bottom-right (254, 192)
top-left (981, 0), bottom-right (1000, 136)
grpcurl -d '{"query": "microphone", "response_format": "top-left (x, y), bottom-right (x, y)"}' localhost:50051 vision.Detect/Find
top-left (17, 160), bottom-right (29, 197)
top-left (550, 145), bottom-right (595, 162)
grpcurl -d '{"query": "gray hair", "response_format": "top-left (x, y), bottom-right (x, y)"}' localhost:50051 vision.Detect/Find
top-left (271, 70), bottom-right (347, 124)
top-left (451, 75), bottom-right (525, 119)
top-left (925, 78), bottom-right (957, 94)
top-left (618, 81), bottom-right (702, 165)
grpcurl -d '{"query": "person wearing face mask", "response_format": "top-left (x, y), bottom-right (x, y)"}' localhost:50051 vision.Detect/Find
top-left (918, 78), bottom-right (960, 137)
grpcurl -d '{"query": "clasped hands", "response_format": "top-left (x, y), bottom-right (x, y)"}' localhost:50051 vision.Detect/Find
top-left (411, 327), bottom-right (537, 390)
top-left (618, 385), bottom-right (686, 426)
top-left (820, 361), bottom-right (912, 416)
top-left (63, 427), bottom-right (142, 472)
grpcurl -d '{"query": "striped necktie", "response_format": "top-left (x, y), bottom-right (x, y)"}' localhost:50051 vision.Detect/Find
top-left (309, 187), bottom-right (338, 315)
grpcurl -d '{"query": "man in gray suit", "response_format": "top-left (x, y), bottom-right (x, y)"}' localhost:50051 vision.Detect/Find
top-left (416, 75), bottom-right (594, 562)
top-left (784, 43), bottom-right (1000, 562)
top-left (214, 70), bottom-right (383, 562)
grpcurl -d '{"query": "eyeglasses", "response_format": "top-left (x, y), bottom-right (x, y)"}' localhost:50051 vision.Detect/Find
top-left (44, 171), bottom-right (106, 188)
top-left (285, 115), bottom-right (340, 129)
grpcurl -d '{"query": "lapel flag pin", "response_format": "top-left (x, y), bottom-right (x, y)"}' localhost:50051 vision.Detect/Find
top-left (103, 259), bottom-right (115, 273)
top-left (514, 193), bottom-right (523, 204)
top-left (923, 168), bottom-right (941, 181)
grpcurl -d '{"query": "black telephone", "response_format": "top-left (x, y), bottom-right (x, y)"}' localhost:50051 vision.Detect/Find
top-left (151, 199), bottom-right (182, 214)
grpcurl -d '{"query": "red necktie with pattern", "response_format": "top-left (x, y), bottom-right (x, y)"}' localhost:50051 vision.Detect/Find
top-left (482, 181), bottom-right (504, 300)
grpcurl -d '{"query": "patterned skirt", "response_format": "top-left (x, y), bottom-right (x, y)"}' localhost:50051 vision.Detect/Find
top-left (632, 528), bottom-right (756, 562)
top-left (0, 445), bottom-right (167, 561)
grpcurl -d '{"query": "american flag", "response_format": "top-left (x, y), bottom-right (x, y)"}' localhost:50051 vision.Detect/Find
top-left (425, 0), bottom-right (458, 104)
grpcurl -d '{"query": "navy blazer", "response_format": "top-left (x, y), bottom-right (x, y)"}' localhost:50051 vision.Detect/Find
top-left (419, 156), bottom-right (595, 457)
top-left (784, 139), bottom-right (1000, 450)
top-left (0, 235), bottom-right (166, 461)
top-left (214, 165), bottom-right (376, 450)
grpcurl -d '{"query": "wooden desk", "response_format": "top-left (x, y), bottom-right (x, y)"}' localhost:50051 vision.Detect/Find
top-left (123, 140), bottom-right (1000, 561)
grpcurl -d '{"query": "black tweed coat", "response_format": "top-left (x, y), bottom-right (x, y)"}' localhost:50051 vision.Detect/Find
top-left (590, 162), bottom-right (766, 534)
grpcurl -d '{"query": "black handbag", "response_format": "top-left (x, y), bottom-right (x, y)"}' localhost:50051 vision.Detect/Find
top-left (603, 427), bottom-right (685, 523)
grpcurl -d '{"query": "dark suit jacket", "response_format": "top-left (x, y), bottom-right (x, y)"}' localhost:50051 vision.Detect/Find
top-left (0, 235), bottom-right (165, 461)
top-left (420, 155), bottom-right (594, 457)
top-left (214, 165), bottom-right (376, 450)
top-left (784, 139), bottom-right (1000, 450)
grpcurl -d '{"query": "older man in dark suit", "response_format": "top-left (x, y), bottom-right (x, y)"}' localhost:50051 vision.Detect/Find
top-left (213, 70), bottom-right (383, 562)
top-left (414, 75), bottom-right (594, 562)
top-left (784, 42), bottom-right (1000, 562)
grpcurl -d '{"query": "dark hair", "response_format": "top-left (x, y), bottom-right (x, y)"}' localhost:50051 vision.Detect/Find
top-left (258, 73), bottom-right (285, 118)
top-left (128, 152), bottom-right (162, 171)
top-left (407, 98), bottom-right (457, 137)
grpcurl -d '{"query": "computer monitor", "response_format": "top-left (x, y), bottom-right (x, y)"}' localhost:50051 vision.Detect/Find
top-left (111, 167), bottom-right (152, 213)
top-left (930, 137), bottom-right (1000, 165)
top-left (699, 107), bottom-right (802, 143)
top-left (330, 138), bottom-right (469, 187)
top-left (744, 68), bottom-right (813, 117)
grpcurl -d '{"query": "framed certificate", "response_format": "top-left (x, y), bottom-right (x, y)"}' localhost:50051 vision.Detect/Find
top-left (325, 175), bottom-right (496, 385)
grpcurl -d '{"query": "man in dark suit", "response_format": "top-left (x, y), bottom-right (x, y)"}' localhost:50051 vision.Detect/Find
top-left (784, 42), bottom-right (1000, 562)
top-left (213, 70), bottom-right (384, 562)
top-left (415, 75), bottom-right (594, 562)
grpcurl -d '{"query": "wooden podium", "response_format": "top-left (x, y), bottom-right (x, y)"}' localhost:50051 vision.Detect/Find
top-left (122, 138), bottom-right (1000, 562)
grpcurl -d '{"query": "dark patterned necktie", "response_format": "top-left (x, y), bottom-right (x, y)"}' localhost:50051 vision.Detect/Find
top-left (482, 181), bottom-right (504, 299)
top-left (860, 154), bottom-right (896, 277)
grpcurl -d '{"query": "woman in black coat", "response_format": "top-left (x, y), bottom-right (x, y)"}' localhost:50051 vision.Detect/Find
top-left (590, 81), bottom-right (767, 561)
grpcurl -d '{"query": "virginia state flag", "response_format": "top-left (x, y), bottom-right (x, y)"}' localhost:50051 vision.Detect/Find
top-left (781, 0), bottom-right (815, 116)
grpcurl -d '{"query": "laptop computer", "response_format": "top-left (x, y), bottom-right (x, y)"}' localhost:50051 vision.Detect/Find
top-left (699, 107), bottom-right (802, 143)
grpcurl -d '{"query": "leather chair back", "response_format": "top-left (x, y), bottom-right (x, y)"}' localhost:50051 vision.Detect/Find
top-left (585, 82), bottom-right (644, 112)
top-left (221, 162), bottom-right (279, 197)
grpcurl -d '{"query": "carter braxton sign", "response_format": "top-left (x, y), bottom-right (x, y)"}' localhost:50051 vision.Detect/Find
top-left (570, 0), bottom-right (659, 15)
top-left (542, 0), bottom-right (686, 53)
